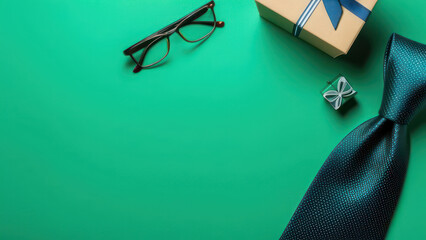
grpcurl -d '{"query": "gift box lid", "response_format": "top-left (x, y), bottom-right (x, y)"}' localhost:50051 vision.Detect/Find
top-left (255, 0), bottom-right (378, 57)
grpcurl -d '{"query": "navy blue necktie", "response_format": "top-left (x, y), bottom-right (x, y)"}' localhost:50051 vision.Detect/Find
top-left (280, 34), bottom-right (426, 240)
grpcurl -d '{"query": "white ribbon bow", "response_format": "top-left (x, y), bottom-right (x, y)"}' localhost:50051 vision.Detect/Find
top-left (323, 77), bottom-right (357, 110)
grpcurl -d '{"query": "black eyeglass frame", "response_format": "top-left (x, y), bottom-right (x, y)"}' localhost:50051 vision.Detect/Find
top-left (123, 1), bottom-right (225, 73)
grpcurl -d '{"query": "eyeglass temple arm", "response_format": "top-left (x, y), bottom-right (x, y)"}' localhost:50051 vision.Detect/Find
top-left (125, 19), bottom-right (183, 55)
top-left (139, 23), bottom-right (178, 44)
top-left (184, 21), bottom-right (225, 27)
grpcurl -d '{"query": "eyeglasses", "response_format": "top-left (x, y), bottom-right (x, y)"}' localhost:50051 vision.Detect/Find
top-left (123, 1), bottom-right (225, 73)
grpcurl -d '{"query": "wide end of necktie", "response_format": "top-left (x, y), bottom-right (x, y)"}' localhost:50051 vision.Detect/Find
top-left (379, 33), bottom-right (426, 125)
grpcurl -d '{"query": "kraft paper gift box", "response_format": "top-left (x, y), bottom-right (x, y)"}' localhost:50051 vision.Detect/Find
top-left (255, 0), bottom-right (378, 57)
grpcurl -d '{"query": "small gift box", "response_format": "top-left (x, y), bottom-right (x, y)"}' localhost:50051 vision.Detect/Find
top-left (322, 75), bottom-right (357, 110)
top-left (255, 0), bottom-right (378, 57)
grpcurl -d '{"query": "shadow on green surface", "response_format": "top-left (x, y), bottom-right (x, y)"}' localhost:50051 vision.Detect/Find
top-left (340, 8), bottom-right (393, 69)
top-left (340, 33), bottom-right (373, 68)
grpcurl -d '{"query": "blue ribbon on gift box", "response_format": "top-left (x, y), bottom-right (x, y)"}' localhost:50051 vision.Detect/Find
top-left (293, 0), bottom-right (371, 37)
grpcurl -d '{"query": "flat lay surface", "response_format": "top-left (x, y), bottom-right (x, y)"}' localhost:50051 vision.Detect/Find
top-left (0, 0), bottom-right (425, 239)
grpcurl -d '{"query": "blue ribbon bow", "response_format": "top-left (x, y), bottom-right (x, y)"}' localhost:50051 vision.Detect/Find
top-left (293, 0), bottom-right (371, 37)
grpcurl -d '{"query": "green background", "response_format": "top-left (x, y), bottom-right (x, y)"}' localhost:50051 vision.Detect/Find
top-left (0, 0), bottom-right (425, 239)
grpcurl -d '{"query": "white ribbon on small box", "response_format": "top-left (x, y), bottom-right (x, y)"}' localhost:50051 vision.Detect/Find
top-left (323, 77), bottom-right (357, 110)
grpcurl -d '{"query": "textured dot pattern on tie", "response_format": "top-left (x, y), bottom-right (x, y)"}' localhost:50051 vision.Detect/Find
top-left (379, 34), bottom-right (426, 125)
top-left (280, 34), bottom-right (426, 240)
